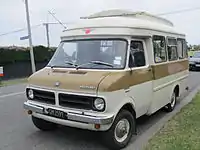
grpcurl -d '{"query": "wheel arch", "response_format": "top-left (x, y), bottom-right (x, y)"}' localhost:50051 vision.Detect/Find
top-left (120, 103), bottom-right (136, 119)
top-left (116, 102), bottom-right (137, 133)
top-left (173, 84), bottom-right (180, 97)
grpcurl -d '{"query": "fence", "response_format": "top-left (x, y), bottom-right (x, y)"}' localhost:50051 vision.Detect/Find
top-left (1, 61), bottom-right (48, 80)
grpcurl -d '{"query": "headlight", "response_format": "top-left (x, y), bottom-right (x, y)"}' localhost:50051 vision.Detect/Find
top-left (94, 98), bottom-right (105, 111)
top-left (27, 89), bottom-right (34, 99)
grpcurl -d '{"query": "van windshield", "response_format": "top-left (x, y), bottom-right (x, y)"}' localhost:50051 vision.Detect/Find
top-left (47, 39), bottom-right (127, 69)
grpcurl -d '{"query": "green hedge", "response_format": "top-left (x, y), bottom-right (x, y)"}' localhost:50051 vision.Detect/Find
top-left (0, 46), bottom-right (56, 65)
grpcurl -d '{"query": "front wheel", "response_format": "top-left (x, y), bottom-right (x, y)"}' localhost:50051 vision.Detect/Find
top-left (32, 116), bottom-right (58, 131)
top-left (103, 110), bottom-right (136, 150)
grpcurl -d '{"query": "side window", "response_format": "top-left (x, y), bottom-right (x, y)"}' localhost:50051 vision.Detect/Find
top-left (177, 39), bottom-right (183, 59)
top-left (177, 38), bottom-right (187, 59)
top-left (167, 38), bottom-right (178, 61)
top-left (153, 35), bottom-right (167, 63)
top-left (183, 39), bottom-right (188, 58)
top-left (129, 41), bottom-right (146, 68)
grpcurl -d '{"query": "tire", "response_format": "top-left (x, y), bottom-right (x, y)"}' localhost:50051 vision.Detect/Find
top-left (189, 66), bottom-right (195, 71)
top-left (164, 91), bottom-right (177, 112)
top-left (191, 67), bottom-right (195, 71)
top-left (102, 110), bottom-right (136, 150)
top-left (32, 116), bottom-right (57, 131)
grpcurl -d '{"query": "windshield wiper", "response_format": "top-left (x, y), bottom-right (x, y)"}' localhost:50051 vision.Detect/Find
top-left (76, 61), bottom-right (114, 70)
top-left (49, 61), bottom-right (78, 69)
top-left (50, 65), bottom-right (65, 69)
top-left (65, 61), bottom-right (78, 67)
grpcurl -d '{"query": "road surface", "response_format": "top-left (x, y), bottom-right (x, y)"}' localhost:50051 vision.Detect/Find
top-left (0, 71), bottom-right (200, 150)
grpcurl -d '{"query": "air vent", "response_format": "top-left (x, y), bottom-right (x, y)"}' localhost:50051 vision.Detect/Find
top-left (52, 70), bottom-right (68, 73)
top-left (59, 93), bottom-right (94, 110)
top-left (68, 71), bottom-right (87, 75)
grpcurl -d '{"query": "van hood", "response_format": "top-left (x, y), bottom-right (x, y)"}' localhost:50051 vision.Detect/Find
top-left (28, 68), bottom-right (110, 95)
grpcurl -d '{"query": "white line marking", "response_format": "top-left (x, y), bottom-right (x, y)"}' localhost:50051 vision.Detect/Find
top-left (0, 92), bottom-right (24, 98)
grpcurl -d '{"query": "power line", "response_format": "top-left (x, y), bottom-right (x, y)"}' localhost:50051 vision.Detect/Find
top-left (0, 24), bottom-right (42, 37)
top-left (1, 6), bottom-right (200, 38)
top-left (43, 22), bottom-right (73, 25)
top-left (157, 7), bottom-right (200, 16)
top-left (0, 22), bottom-right (73, 38)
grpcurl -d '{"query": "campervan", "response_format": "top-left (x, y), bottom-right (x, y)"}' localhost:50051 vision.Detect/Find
top-left (24, 10), bottom-right (189, 149)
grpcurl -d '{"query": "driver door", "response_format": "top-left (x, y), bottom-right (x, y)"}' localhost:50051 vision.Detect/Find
top-left (127, 39), bottom-right (153, 118)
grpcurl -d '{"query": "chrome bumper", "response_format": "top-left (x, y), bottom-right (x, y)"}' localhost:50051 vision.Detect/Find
top-left (23, 102), bottom-right (114, 125)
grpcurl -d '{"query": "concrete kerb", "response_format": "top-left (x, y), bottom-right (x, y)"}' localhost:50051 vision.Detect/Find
top-left (125, 85), bottom-right (200, 150)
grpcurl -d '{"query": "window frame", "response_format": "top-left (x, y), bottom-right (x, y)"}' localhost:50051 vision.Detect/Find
top-left (177, 38), bottom-right (184, 59)
top-left (152, 35), bottom-right (167, 64)
top-left (47, 38), bottom-right (129, 70)
top-left (128, 39), bottom-right (147, 68)
top-left (180, 38), bottom-right (188, 58)
top-left (166, 36), bottom-right (178, 61)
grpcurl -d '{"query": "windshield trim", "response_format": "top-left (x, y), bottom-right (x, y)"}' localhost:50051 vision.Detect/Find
top-left (47, 38), bottom-right (129, 70)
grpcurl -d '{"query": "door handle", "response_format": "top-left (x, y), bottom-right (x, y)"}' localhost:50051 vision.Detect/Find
top-left (147, 68), bottom-right (152, 72)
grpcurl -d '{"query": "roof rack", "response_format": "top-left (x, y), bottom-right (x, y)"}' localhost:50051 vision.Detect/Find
top-left (80, 9), bottom-right (174, 27)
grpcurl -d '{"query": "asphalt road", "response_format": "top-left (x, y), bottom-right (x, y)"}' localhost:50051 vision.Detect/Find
top-left (0, 71), bottom-right (200, 150)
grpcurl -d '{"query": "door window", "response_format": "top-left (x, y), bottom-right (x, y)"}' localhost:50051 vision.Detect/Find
top-left (129, 41), bottom-right (146, 68)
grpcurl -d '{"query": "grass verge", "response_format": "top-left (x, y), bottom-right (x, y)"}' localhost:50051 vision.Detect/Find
top-left (145, 93), bottom-right (200, 150)
top-left (0, 78), bottom-right (27, 86)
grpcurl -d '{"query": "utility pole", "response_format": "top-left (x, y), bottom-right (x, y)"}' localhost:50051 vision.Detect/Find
top-left (24, 0), bottom-right (36, 73)
top-left (43, 22), bottom-right (69, 48)
top-left (44, 23), bottom-right (50, 48)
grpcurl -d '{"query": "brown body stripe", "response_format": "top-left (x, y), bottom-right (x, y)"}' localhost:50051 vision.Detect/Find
top-left (28, 60), bottom-right (188, 92)
top-left (98, 67), bottom-right (153, 92)
top-left (152, 59), bottom-right (189, 80)
top-left (98, 60), bottom-right (188, 92)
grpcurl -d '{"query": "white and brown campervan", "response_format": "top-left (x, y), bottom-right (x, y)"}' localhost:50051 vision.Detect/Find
top-left (24, 10), bottom-right (189, 149)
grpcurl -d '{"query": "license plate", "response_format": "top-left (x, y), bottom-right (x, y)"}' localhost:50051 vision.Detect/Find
top-left (196, 64), bottom-right (200, 67)
top-left (46, 108), bottom-right (68, 119)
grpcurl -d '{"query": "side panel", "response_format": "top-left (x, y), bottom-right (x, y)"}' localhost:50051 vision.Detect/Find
top-left (147, 59), bottom-right (189, 114)
top-left (128, 80), bottom-right (153, 118)
top-left (98, 67), bottom-right (153, 118)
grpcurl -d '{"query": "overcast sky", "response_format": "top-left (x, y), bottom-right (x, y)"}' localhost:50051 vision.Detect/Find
top-left (0, 0), bottom-right (200, 47)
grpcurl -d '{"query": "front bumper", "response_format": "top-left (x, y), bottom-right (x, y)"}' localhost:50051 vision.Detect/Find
top-left (189, 63), bottom-right (200, 68)
top-left (24, 102), bottom-right (114, 131)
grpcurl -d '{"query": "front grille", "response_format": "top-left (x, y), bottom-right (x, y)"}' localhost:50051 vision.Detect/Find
top-left (31, 89), bottom-right (55, 104)
top-left (196, 62), bottom-right (200, 64)
top-left (59, 93), bottom-right (94, 110)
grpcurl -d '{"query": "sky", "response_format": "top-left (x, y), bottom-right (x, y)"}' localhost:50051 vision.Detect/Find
top-left (0, 0), bottom-right (200, 47)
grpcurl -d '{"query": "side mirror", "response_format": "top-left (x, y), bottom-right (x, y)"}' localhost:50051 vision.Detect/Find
top-left (190, 56), bottom-right (192, 58)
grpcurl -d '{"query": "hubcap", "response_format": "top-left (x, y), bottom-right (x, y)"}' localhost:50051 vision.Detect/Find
top-left (114, 119), bottom-right (130, 143)
top-left (171, 93), bottom-right (176, 108)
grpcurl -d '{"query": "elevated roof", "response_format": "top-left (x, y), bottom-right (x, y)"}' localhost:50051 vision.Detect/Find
top-left (62, 9), bottom-right (184, 36)
top-left (81, 9), bottom-right (174, 27)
